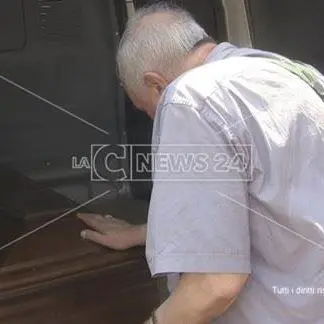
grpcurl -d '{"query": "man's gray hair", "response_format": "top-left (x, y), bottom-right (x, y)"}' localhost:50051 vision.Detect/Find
top-left (116, 2), bottom-right (209, 93)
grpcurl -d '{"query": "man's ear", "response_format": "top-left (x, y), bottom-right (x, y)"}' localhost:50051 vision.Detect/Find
top-left (143, 72), bottom-right (167, 94)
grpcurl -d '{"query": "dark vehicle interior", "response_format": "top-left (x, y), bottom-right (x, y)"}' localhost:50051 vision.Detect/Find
top-left (0, 0), bottom-right (323, 323)
top-left (246, 0), bottom-right (324, 73)
top-left (0, 1), bottom-right (226, 323)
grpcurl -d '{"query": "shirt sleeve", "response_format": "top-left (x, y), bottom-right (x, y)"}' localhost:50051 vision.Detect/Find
top-left (146, 99), bottom-right (251, 277)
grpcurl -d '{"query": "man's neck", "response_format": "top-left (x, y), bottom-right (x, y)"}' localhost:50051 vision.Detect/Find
top-left (166, 42), bottom-right (217, 84)
top-left (183, 42), bottom-right (217, 71)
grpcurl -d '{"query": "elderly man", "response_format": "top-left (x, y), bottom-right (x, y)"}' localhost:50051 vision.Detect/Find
top-left (78, 3), bottom-right (324, 324)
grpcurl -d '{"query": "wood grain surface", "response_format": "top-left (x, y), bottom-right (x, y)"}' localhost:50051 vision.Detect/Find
top-left (0, 167), bottom-right (160, 324)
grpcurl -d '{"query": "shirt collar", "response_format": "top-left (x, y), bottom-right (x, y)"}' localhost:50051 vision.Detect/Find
top-left (204, 42), bottom-right (239, 63)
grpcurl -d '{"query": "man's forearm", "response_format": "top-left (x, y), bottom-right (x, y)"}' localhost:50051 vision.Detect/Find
top-left (148, 273), bottom-right (248, 324)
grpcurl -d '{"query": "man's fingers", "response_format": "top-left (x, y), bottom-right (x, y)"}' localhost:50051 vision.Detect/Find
top-left (81, 230), bottom-right (109, 246)
top-left (77, 213), bottom-right (108, 233)
top-left (103, 214), bottom-right (123, 223)
top-left (77, 213), bottom-right (136, 250)
top-left (77, 213), bottom-right (116, 223)
top-left (77, 213), bottom-right (129, 229)
top-left (80, 229), bottom-right (127, 250)
top-left (104, 215), bottom-right (130, 226)
top-left (77, 213), bottom-right (103, 222)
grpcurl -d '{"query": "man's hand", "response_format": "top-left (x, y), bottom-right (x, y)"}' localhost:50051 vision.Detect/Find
top-left (77, 213), bottom-right (147, 250)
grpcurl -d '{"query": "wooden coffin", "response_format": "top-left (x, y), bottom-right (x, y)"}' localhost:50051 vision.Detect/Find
top-left (0, 167), bottom-right (160, 324)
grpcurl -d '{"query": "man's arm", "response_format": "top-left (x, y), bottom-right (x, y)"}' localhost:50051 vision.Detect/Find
top-left (145, 96), bottom-right (252, 323)
top-left (147, 272), bottom-right (249, 324)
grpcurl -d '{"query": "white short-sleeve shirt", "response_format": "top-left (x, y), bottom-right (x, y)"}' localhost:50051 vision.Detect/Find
top-left (146, 43), bottom-right (324, 323)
